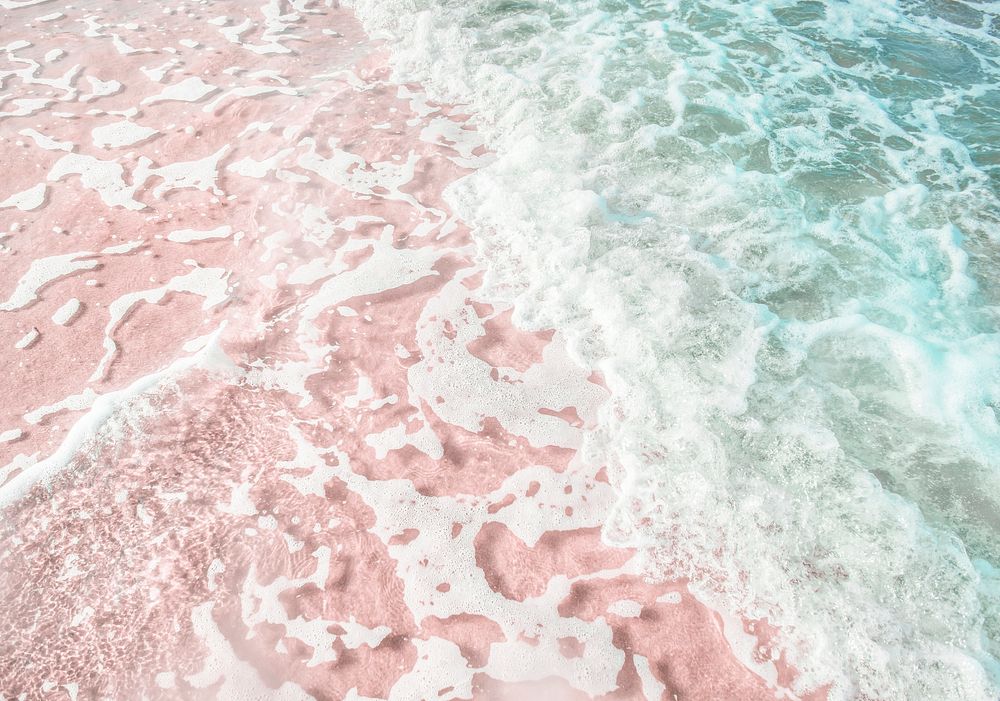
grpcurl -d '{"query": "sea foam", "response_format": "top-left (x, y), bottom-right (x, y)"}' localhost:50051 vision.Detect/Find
top-left (346, 0), bottom-right (1000, 697)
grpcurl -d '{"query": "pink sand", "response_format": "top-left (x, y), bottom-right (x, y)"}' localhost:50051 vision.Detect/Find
top-left (0, 2), bottom-right (826, 699)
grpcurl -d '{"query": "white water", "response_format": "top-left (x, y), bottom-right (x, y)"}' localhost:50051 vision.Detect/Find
top-left (345, 0), bottom-right (1000, 697)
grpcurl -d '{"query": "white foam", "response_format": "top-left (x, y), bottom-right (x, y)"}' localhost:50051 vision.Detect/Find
top-left (25, 389), bottom-right (98, 425)
top-left (0, 324), bottom-right (235, 510)
top-left (110, 34), bottom-right (152, 56)
top-left (166, 225), bottom-right (232, 243)
top-left (89, 266), bottom-right (230, 382)
top-left (0, 98), bottom-right (52, 119)
top-left (0, 183), bottom-right (47, 211)
top-left (91, 120), bottom-right (158, 148)
top-left (101, 239), bottom-right (145, 255)
top-left (134, 145), bottom-right (230, 199)
top-left (48, 153), bottom-right (145, 210)
top-left (408, 274), bottom-right (602, 449)
top-left (80, 75), bottom-right (122, 102)
top-left (18, 128), bottom-right (72, 152)
top-left (0, 0), bottom-right (50, 10)
top-left (225, 148), bottom-right (293, 179)
top-left (50, 297), bottom-right (81, 326)
top-left (606, 599), bottom-right (642, 618)
top-left (14, 328), bottom-right (38, 350)
top-left (0, 252), bottom-right (98, 311)
top-left (268, 425), bottom-right (630, 696)
top-left (140, 60), bottom-right (180, 83)
top-left (141, 76), bottom-right (219, 105)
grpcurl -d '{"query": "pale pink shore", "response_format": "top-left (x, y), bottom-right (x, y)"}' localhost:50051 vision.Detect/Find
top-left (0, 2), bottom-right (825, 699)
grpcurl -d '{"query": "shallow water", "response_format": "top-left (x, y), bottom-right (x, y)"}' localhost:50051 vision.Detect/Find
top-left (1, 0), bottom-right (998, 697)
top-left (1, 2), bottom-right (811, 698)
top-left (347, 0), bottom-right (1000, 697)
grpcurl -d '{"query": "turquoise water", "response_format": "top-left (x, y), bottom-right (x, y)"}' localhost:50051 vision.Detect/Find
top-left (349, 0), bottom-right (1000, 697)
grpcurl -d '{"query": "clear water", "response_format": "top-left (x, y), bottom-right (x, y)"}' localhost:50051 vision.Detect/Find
top-left (348, 0), bottom-right (1000, 697)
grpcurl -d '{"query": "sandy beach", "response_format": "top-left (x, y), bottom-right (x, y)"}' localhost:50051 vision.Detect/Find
top-left (0, 1), bottom-right (938, 699)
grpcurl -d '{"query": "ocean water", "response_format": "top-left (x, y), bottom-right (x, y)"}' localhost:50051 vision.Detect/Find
top-left (346, 0), bottom-right (1000, 698)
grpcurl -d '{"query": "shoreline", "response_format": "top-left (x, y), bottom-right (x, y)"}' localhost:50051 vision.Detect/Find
top-left (1, 2), bottom-right (818, 699)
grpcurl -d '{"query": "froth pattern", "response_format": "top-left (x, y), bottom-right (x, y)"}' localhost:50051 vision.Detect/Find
top-left (0, 1), bottom-right (816, 699)
top-left (344, 0), bottom-right (1000, 698)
